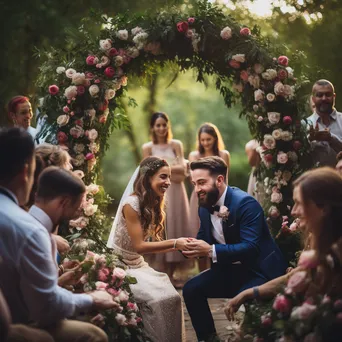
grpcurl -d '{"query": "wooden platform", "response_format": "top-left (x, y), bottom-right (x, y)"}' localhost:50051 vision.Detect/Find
top-left (178, 290), bottom-right (244, 342)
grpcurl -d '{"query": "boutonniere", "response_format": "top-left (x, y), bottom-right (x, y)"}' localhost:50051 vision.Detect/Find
top-left (217, 205), bottom-right (230, 222)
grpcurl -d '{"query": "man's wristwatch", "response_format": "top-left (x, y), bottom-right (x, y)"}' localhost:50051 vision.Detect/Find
top-left (208, 245), bottom-right (213, 258)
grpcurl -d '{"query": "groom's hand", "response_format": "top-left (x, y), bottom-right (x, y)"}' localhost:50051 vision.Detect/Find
top-left (182, 240), bottom-right (211, 258)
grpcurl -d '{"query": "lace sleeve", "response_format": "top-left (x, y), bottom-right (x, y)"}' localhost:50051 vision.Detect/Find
top-left (123, 196), bottom-right (140, 215)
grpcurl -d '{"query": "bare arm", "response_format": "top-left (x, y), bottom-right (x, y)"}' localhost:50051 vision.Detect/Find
top-left (170, 140), bottom-right (186, 174)
top-left (220, 150), bottom-right (231, 174)
top-left (142, 143), bottom-right (152, 159)
top-left (123, 204), bottom-right (189, 254)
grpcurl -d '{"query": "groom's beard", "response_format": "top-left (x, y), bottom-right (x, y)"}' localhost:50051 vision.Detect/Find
top-left (197, 185), bottom-right (219, 209)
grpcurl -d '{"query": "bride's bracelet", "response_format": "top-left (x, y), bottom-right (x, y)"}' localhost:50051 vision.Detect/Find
top-left (173, 239), bottom-right (178, 249)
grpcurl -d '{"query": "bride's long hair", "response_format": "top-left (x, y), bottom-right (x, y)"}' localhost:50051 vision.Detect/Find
top-left (133, 157), bottom-right (169, 240)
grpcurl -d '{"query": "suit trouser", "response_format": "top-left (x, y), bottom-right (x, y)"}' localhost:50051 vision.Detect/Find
top-left (7, 320), bottom-right (108, 342)
top-left (183, 264), bottom-right (266, 341)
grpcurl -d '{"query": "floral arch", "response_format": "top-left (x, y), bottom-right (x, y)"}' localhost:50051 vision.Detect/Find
top-left (38, 2), bottom-right (309, 273)
top-left (36, 1), bottom-right (314, 337)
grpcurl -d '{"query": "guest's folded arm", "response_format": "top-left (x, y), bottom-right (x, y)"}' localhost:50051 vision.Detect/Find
top-left (19, 228), bottom-right (93, 326)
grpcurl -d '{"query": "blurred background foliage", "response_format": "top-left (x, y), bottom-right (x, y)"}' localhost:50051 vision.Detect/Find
top-left (1, 0), bottom-right (341, 213)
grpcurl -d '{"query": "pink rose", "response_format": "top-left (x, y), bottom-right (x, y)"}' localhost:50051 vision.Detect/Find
top-left (77, 85), bottom-right (85, 95)
top-left (291, 302), bottom-right (316, 320)
top-left (286, 271), bottom-right (308, 293)
top-left (240, 27), bottom-right (251, 36)
top-left (177, 21), bottom-right (189, 33)
top-left (63, 106), bottom-right (70, 113)
top-left (107, 288), bottom-right (120, 297)
top-left (127, 302), bottom-right (139, 311)
top-left (240, 70), bottom-right (249, 81)
top-left (98, 99), bottom-right (109, 111)
top-left (273, 294), bottom-right (291, 313)
top-left (98, 268), bottom-right (110, 282)
top-left (86, 55), bottom-right (98, 65)
top-left (293, 140), bottom-right (302, 150)
top-left (278, 55), bottom-right (289, 66)
top-left (48, 85), bottom-right (59, 95)
top-left (229, 60), bottom-right (241, 69)
top-left (104, 67), bottom-right (115, 78)
top-left (188, 17), bottom-right (195, 24)
top-left (85, 153), bottom-right (95, 160)
top-left (261, 315), bottom-right (272, 327)
top-left (289, 219), bottom-right (299, 231)
top-left (271, 191), bottom-right (283, 203)
top-left (95, 281), bottom-right (108, 291)
top-left (278, 69), bottom-right (288, 80)
top-left (298, 250), bottom-right (319, 269)
top-left (334, 299), bottom-right (342, 310)
top-left (57, 131), bottom-right (68, 143)
top-left (85, 72), bottom-right (95, 80)
top-left (264, 154), bottom-right (273, 163)
top-left (283, 116), bottom-right (292, 125)
top-left (109, 48), bottom-right (118, 56)
top-left (99, 114), bottom-right (107, 123)
top-left (69, 125), bottom-right (84, 139)
top-left (85, 250), bottom-right (96, 260)
top-left (113, 267), bottom-right (126, 280)
top-left (87, 128), bottom-right (98, 142)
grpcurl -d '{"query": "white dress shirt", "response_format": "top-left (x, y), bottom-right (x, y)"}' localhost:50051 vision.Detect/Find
top-left (210, 187), bottom-right (228, 263)
top-left (0, 191), bottom-right (93, 326)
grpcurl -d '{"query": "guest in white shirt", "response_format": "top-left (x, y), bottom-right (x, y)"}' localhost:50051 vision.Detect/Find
top-left (7, 95), bottom-right (38, 140)
top-left (0, 127), bottom-right (116, 342)
top-left (307, 79), bottom-right (342, 167)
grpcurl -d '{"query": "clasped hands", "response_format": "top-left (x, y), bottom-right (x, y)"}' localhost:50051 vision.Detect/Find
top-left (175, 237), bottom-right (211, 258)
top-left (309, 124), bottom-right (332, 142)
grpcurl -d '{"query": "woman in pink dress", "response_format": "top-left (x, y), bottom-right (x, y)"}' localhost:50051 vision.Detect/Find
top-left (188, 122), bottom-right (230, 271)
top-left (142, 112), bottom-right (191, 286)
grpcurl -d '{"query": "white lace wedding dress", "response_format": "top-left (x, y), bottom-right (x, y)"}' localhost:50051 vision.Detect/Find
top-left (109, 195), bottom-right (185, 342)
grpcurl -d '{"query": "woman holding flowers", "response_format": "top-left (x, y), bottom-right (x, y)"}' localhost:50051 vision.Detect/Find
top-left (226, 167), bottom-right (342, 341)
top-left (107, 156), bottom-right (187, 342)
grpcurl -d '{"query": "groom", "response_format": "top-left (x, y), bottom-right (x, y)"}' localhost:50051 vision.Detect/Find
top-left (183, 156), bottom-right (287, 341)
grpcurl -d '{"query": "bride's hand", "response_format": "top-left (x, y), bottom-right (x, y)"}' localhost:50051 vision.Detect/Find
top-left (175, 238), bottom-right (192, 251)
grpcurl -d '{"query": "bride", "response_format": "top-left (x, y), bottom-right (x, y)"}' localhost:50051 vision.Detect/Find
top-left (107, 156), bottom-right (188, 342)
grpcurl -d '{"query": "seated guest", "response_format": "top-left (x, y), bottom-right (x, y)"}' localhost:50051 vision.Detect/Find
top-left (0, 127), bottom-right (116, 341)
top-left (7, 96), bottom-right (37, 140)
top-left (182, 156), bottom-right (287, 341)
top-left (225, 167), bottom-right (342, 320)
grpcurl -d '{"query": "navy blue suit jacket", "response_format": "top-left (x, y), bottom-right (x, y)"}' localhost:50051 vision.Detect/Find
top-left (197, 186), bottom-right (287, 281)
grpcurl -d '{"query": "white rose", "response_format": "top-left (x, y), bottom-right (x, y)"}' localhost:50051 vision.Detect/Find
top-left (126, 47), bottom-right (139, 58)
top-left (254, 89), bottom-right (264, 102)
top-left (64, 85), bottom-right (78, 99)
top-left (248, 75), bottom-right (260, 89)
top-left (105, 89), bottom-right (116, 100)
top-left (115, 313), bottom-right (127, 326)
top-left (118, 290), bottom-right (129, 302)
top-left (232, 54), bottom-right (245, 63)
top-left (272, 129), bottom-right (283, 140)
top-left (116, 29), bottom-right (128, 40)
top-left (271, 191), bottom-right (283, 203)
top-left (88, 142), bottom-right (100, 154)
top-left (113, 267), bottom-right (127, 279)
top-left (263, 134), bottom-right (276, 149)
top-left (132, 32), bottom-right (148, 49)
top-left (65, 68), bottom-right (77, 78)
top-left (99, 39), bottom-right (112, 51)
top-left (267, 112), bottom-right (281, 125)
top-left (57, 114), bottom-right (70, 127)
top-left (73, 154), bottom-right (85, 166)
top-left (56, 66), bottom-right (66, 74)
top-left (286, 67), bottom-right (294, 79)
top-left (274, 82), bottom-right (285, 96)
top-left (84, 204), bottom-right (98, 216)
top-left (220, 26), bottom-right (232, 40)
top-left (277, 151), bottom-right (289, 164)
top-left (253, 104), bottom-right (259, 112)
top-left (72, 72), bottom-right (86, 85)
top-left (73, 143), bottom-right (85, 153)
top-left (288, 151), bottom-right (298, 162)
top-left (257, 116), bottom-right (263, 122)
top-left (253, 64), bottom-right (264, 74)
top-left (87, 129), bottom-right (98, 141)
top-left (281, 130), bottom-right (293, 141)
top-left (266, 93), bottom-right (276, 102)
top-left (262, 69), bottom-right (277, 80)
top-left (131, 26), bottom-right (143, 35)
top-left (86, 109), bottom-right (96, 119)
top-left (114, 56), bottom-right (124, 67)
top-left (87, 184), bottom-right (100, 195)
top-left (89, 85), bottom-right (100, 97)
top-left (69, 216), bottom-right (89, 229)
